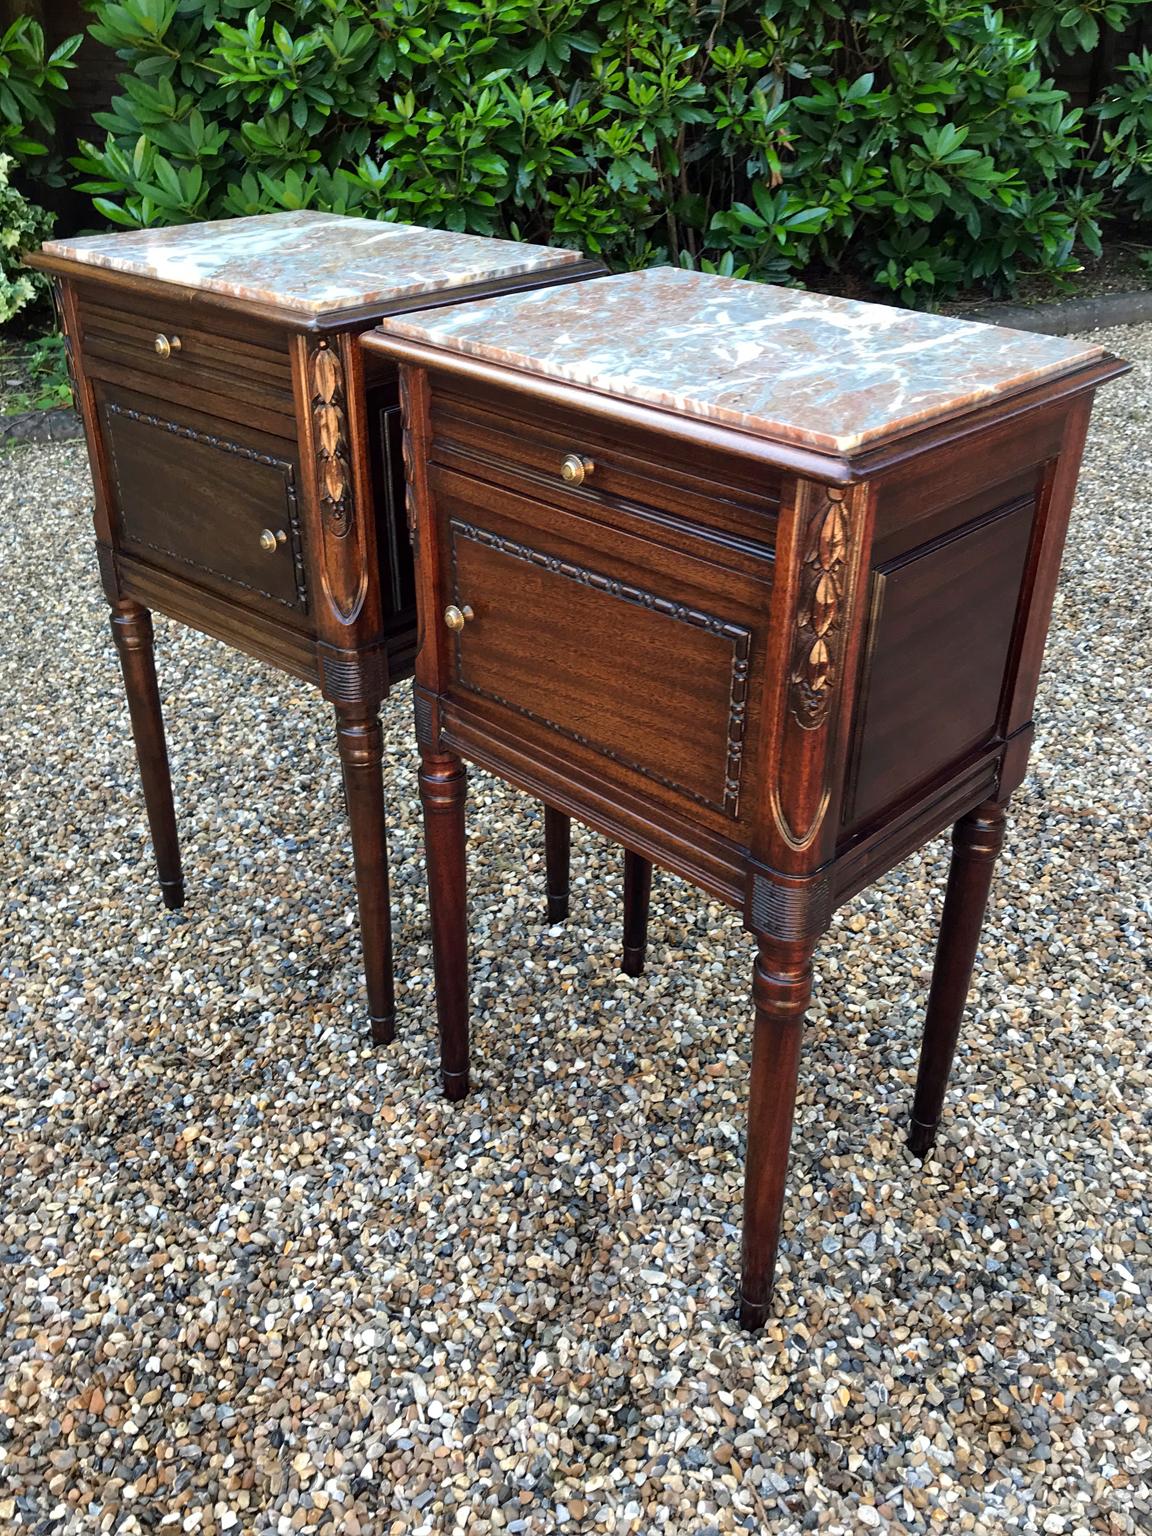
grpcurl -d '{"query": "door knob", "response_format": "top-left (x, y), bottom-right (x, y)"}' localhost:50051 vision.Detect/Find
top-left (444, 603), bottom-right (475, 632)
top-left (259, 528), bottom-right (287, 552)
top-left (560, 453), bottom-right (594, 486)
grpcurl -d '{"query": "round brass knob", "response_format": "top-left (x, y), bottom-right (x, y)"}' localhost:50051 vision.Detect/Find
top-left (259, 528), bottom-right (286, 552)
top-left (443, 603), bottom-right (475, 632)
top-left (561, 453), bottom-right (594, 486)
top-left (154, 334), bottom-right (182, 359)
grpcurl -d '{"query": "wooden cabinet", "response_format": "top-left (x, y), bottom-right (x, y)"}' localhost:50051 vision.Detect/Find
top-left (30, 211), bottom-right (602, 1038)
top-left (366, 267), bottom-right (1127, 1327)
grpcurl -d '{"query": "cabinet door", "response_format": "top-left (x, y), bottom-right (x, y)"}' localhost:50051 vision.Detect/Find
top-left (98, 383), bottom-right (308, 616)
top-left (433, 463), bottom-right (773, 829)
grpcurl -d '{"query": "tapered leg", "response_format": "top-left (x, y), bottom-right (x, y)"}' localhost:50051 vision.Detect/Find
top-left (109, 600), bottom-right (184, 911)
top-left (335, 707), bottom-right (396, 1045)
top-left (544, 804), bottom-right (571, 923)
top-left (908, 799), bottom-right (1009, 1155)
top-left (419, 749), bottom-right (470, 1100)
top-left (622, 850), bottom-right (653, 976)
top-left (740, 935), bottom-right (814, 1330)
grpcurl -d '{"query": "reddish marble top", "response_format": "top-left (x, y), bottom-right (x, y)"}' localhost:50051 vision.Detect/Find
top-left (41, 211), bottom-right (585, 316)
top-left (376, 267), bottom-right (1113, 453)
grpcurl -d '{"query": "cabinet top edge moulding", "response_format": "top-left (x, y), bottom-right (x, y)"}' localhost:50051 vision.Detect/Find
top-left (368, 266), bottom-right (1129, 468)
top-left (31, 210), bottom-right (594, 332)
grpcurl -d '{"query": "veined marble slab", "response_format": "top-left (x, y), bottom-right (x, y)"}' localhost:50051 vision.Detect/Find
top-left (377, 267), bottom-right (1111, 453)
top-left (41, 211), bottom-right (585, 316)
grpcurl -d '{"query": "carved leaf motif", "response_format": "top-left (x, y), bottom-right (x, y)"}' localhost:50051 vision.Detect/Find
top-left (323, 457), bottom-right (348, 506)
top-left (818, 500), bottom-right (848, 568)
top-left (789, 487), bottom-right (852, 731)
top-left (804, 636), bottom-right (831, 690)
top-left (317, 405), bottom-right (343, 458)
top-left (310, 341), bottom-right (352, 540)
top-left (313, 346), bottom-right (340, 404)
top-left (812, 570), bottom-right (839, 635)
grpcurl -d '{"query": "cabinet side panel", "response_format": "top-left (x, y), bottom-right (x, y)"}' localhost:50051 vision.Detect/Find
top-left (842, 493), bottom-right (1036, 833)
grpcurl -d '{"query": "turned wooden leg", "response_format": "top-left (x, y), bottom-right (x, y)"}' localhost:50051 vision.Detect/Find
top-left (419, 749), bottom-right (470, 1100)
top-left (544, 803), bottom-right (571, 923)
top-left (622, 850), bottom-right (653, 976)
top-left (108, 600), bottom-right (184, 911)
top-left (335, 707), bottom-right (396, 1045)
top-left (740, 935), bottom-right (814, 1330)
top-left (908, 799), bottom-right (1009, 1156)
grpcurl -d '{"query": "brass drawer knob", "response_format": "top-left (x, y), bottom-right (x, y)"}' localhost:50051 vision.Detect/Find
top-left (154, 333), bottom-right (182, 359)
top-left (444, 603), bottom-right (474, 632)
top-left (561, 453), bottom-right (594, 486)
top-left (259, 528), bottom-right (287, 552)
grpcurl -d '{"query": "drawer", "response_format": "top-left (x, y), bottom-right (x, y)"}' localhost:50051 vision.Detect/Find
top-left (76, 289), bottom-right (296, 437)
top-left (433, 463), bottom-right (773, 826)
top-left (97, 382), bottom-right (309, 618)
top-left (429, 381), bottom-right (780, 558)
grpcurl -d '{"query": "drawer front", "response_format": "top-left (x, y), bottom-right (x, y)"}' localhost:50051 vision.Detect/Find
top-left (77, 290), bottom-right (296, 436)
top-left (429, 381), bottom-right (780, 557)
top-left (98, 384), bottom-right (308, 616)
top-left (434, 465), bottom-right (772, 825)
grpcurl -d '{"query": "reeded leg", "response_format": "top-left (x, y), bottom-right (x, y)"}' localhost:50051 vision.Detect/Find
top-left (335, 707), bottom-right (396, 1045)
top-left (622, 851), bottom-right (652, 977)
top-left (908, 799), bottom-right (1009, 1156)
top-left (419, 749), bottom-right (470, 1100)
top-left (740, 935), bottom-right (814, 1331)
top-left (544, 804), bottom-right (571, 923)
top-left (109, 600), bottom-right (184, 911)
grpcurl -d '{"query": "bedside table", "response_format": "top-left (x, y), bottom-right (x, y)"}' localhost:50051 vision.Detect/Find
top-left (28, 212), bottom-right (604, 1041)
top-left (365, 268), bottom-right (1126, 1326)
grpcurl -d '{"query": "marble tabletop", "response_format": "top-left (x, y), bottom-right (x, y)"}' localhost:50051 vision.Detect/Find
top-left (41, 211), bottom-right (585, 316)
top-left (376, 267), bottom-right (1111, 453)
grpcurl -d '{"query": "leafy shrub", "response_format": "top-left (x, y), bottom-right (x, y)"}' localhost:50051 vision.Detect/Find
top-left (70, 0), bottom-right (1139, 303)
top-left (7, 332), bottom-right (72, 410)
top-left (1014, 0), bottom-right (1142, 58)
top-left (1092, 48), bottom-right (1152, 220)
top-left (0, 17), bottom-right (81, 185)
top-left (0, 152), bottom-right (54, 324)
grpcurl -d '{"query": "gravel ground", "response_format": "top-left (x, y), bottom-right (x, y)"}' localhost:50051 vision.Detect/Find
top-left (2, 327), bottom-right (1150, 1536)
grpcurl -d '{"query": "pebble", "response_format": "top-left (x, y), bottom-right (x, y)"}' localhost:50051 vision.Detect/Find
top-left (0, 324), bottom-right (1149, 1534)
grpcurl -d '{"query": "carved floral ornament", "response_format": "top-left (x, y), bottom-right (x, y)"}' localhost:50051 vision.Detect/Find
top-left (311, 341), bottom-right (352, 538)
top-left (789, 487), bottom-right (850, 731)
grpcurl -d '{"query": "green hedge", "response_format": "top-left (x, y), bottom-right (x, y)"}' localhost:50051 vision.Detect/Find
top-left (25, 1), bottom-right (1152, 305)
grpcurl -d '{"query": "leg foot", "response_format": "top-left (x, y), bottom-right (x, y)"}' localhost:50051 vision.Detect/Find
top-left (419, 750), bottom-right (469, 1098)
top-left (109, 601), bottom-right (184, 909)
top-left (737, 1291), bottom-right (772, 1332)
top-left (622, 850), bottom-right (652, 976)
top-left (908, 800), bottom-right (1008, 1155)
top-left (740, 935), bottom-right (814, 1328)
top-left (335, 707), bottom-right (396, 1045)
top-left (544, 804), bottom-right (571, 923)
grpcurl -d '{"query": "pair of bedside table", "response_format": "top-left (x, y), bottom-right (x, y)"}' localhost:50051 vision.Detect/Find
top-left (30, 212), bottom-right (654, 1043)
top-left (37, 212), bottom-right (1124, 1326)
top-left (364, 268), bottom-right (1125, 1326)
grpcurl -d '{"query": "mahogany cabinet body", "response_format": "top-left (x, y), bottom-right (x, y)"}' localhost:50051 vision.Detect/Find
top-left (369, 328), bottom-right (1124, 1324)
top-left (31, 250), bottom-right (602, 1037)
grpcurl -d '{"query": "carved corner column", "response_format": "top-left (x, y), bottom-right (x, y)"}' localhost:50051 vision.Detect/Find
top-left (739, 473), bottom-right (876, 1326)
top-left (292, 330), bottom-right (390, 706)
top-left (292, 331), bottom-right (395, 1038)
